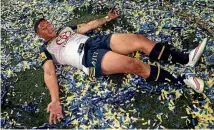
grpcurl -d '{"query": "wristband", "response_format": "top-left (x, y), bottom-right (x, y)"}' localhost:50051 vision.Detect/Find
top-left (104, 16), bottom-right (111, 21)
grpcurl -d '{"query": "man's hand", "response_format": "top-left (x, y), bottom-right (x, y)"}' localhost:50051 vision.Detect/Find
top-left (107, 8), bottom-right (121, 20)
top-left (47, 101), bottom-right (64, 124)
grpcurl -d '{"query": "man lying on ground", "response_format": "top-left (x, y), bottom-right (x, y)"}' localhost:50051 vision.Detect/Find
top-left (34, 9), bottom-right (207, 124)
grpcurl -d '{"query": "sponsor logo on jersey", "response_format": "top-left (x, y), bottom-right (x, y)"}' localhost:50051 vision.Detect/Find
top-left (56, 31), bottom-right (74, 47)
top-left (39, 52), bottom-right (47, 62)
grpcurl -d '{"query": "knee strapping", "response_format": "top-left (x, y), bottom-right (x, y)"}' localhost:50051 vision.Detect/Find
top-left (146, 63), bottom-right (183, 83)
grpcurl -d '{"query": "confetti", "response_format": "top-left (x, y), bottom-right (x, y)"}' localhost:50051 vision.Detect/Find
top-left (1, 0), bottom-right (214, 129)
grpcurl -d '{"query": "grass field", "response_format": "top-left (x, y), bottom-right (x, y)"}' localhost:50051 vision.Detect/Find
top-left (1, 0), bottom-right (214, 129)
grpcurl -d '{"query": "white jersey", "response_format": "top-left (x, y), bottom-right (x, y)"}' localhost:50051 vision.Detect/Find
top-left (46, 27), bottom-right (90, 75)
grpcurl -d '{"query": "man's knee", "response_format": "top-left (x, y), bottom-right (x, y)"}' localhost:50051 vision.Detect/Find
top-left (132, 34), bottom-right (145, 47)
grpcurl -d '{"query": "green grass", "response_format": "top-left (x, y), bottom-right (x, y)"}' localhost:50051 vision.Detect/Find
top-left (131, 93), bottom-right (191, 128)
top-left (2, 68), bottom-right (50, 128)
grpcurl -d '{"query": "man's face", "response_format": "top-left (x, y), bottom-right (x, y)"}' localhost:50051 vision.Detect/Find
top-left (37, 20), bottom-right (57, 39)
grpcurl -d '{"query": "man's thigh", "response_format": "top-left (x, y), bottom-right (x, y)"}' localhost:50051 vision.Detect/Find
top-left (101, 51), bottom-right (149, 75)
top-left (110, 34), bottom-right (156, 55)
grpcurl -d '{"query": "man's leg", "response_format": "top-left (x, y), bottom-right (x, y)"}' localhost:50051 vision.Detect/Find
top-left (101, 51), bottom-right (204, 93)
top-left (110, 34), bottom-right (189, 64)
top-left (110, 34), bottom-right (208, 66)
top-left (101, 51), bottom-right (181, 83)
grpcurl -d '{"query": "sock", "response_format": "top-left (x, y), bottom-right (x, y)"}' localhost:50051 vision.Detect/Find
top-left (149, 43), bottom-right (189, 64)
top-left (146, 64), bottom-right (184, 84)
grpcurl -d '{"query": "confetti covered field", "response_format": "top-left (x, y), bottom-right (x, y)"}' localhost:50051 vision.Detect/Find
top-left (1, 0), bottom-right (214, 129)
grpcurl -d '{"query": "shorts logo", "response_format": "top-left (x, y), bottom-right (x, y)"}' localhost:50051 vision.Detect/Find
top-left (91, 52), bottom-right (98, 66)
top-left (89, 52), bottom-right (99, 77)
top-left (56, 31), bottom-right (74, 47)
top-left (39, 52), bottom-right (47, 62)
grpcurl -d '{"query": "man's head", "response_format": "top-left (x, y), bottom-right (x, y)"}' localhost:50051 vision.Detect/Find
top-left (34, 18), bottom-right (57, 40)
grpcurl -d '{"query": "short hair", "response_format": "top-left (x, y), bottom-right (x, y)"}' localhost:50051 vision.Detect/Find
top-left (34, 18), bottom-right (46, 33)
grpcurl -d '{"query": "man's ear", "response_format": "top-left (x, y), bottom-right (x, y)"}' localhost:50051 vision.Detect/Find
top-left (37, 32), bottom-right (41, 37)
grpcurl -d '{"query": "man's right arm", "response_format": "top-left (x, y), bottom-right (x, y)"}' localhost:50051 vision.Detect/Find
top-left (43, 60), bottom-right (60, 103)
top-left (39, 47), bottom-right (63, 124)
top-left (40, 46), bottom-right (60, 103)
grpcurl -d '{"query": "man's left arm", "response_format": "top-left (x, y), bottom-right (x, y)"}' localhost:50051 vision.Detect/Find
top-left (77, 9), bottom-right (121, 34)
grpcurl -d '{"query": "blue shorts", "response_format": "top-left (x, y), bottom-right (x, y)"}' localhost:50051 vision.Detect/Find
top-left (82, 34), bottom-right (113, 77)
